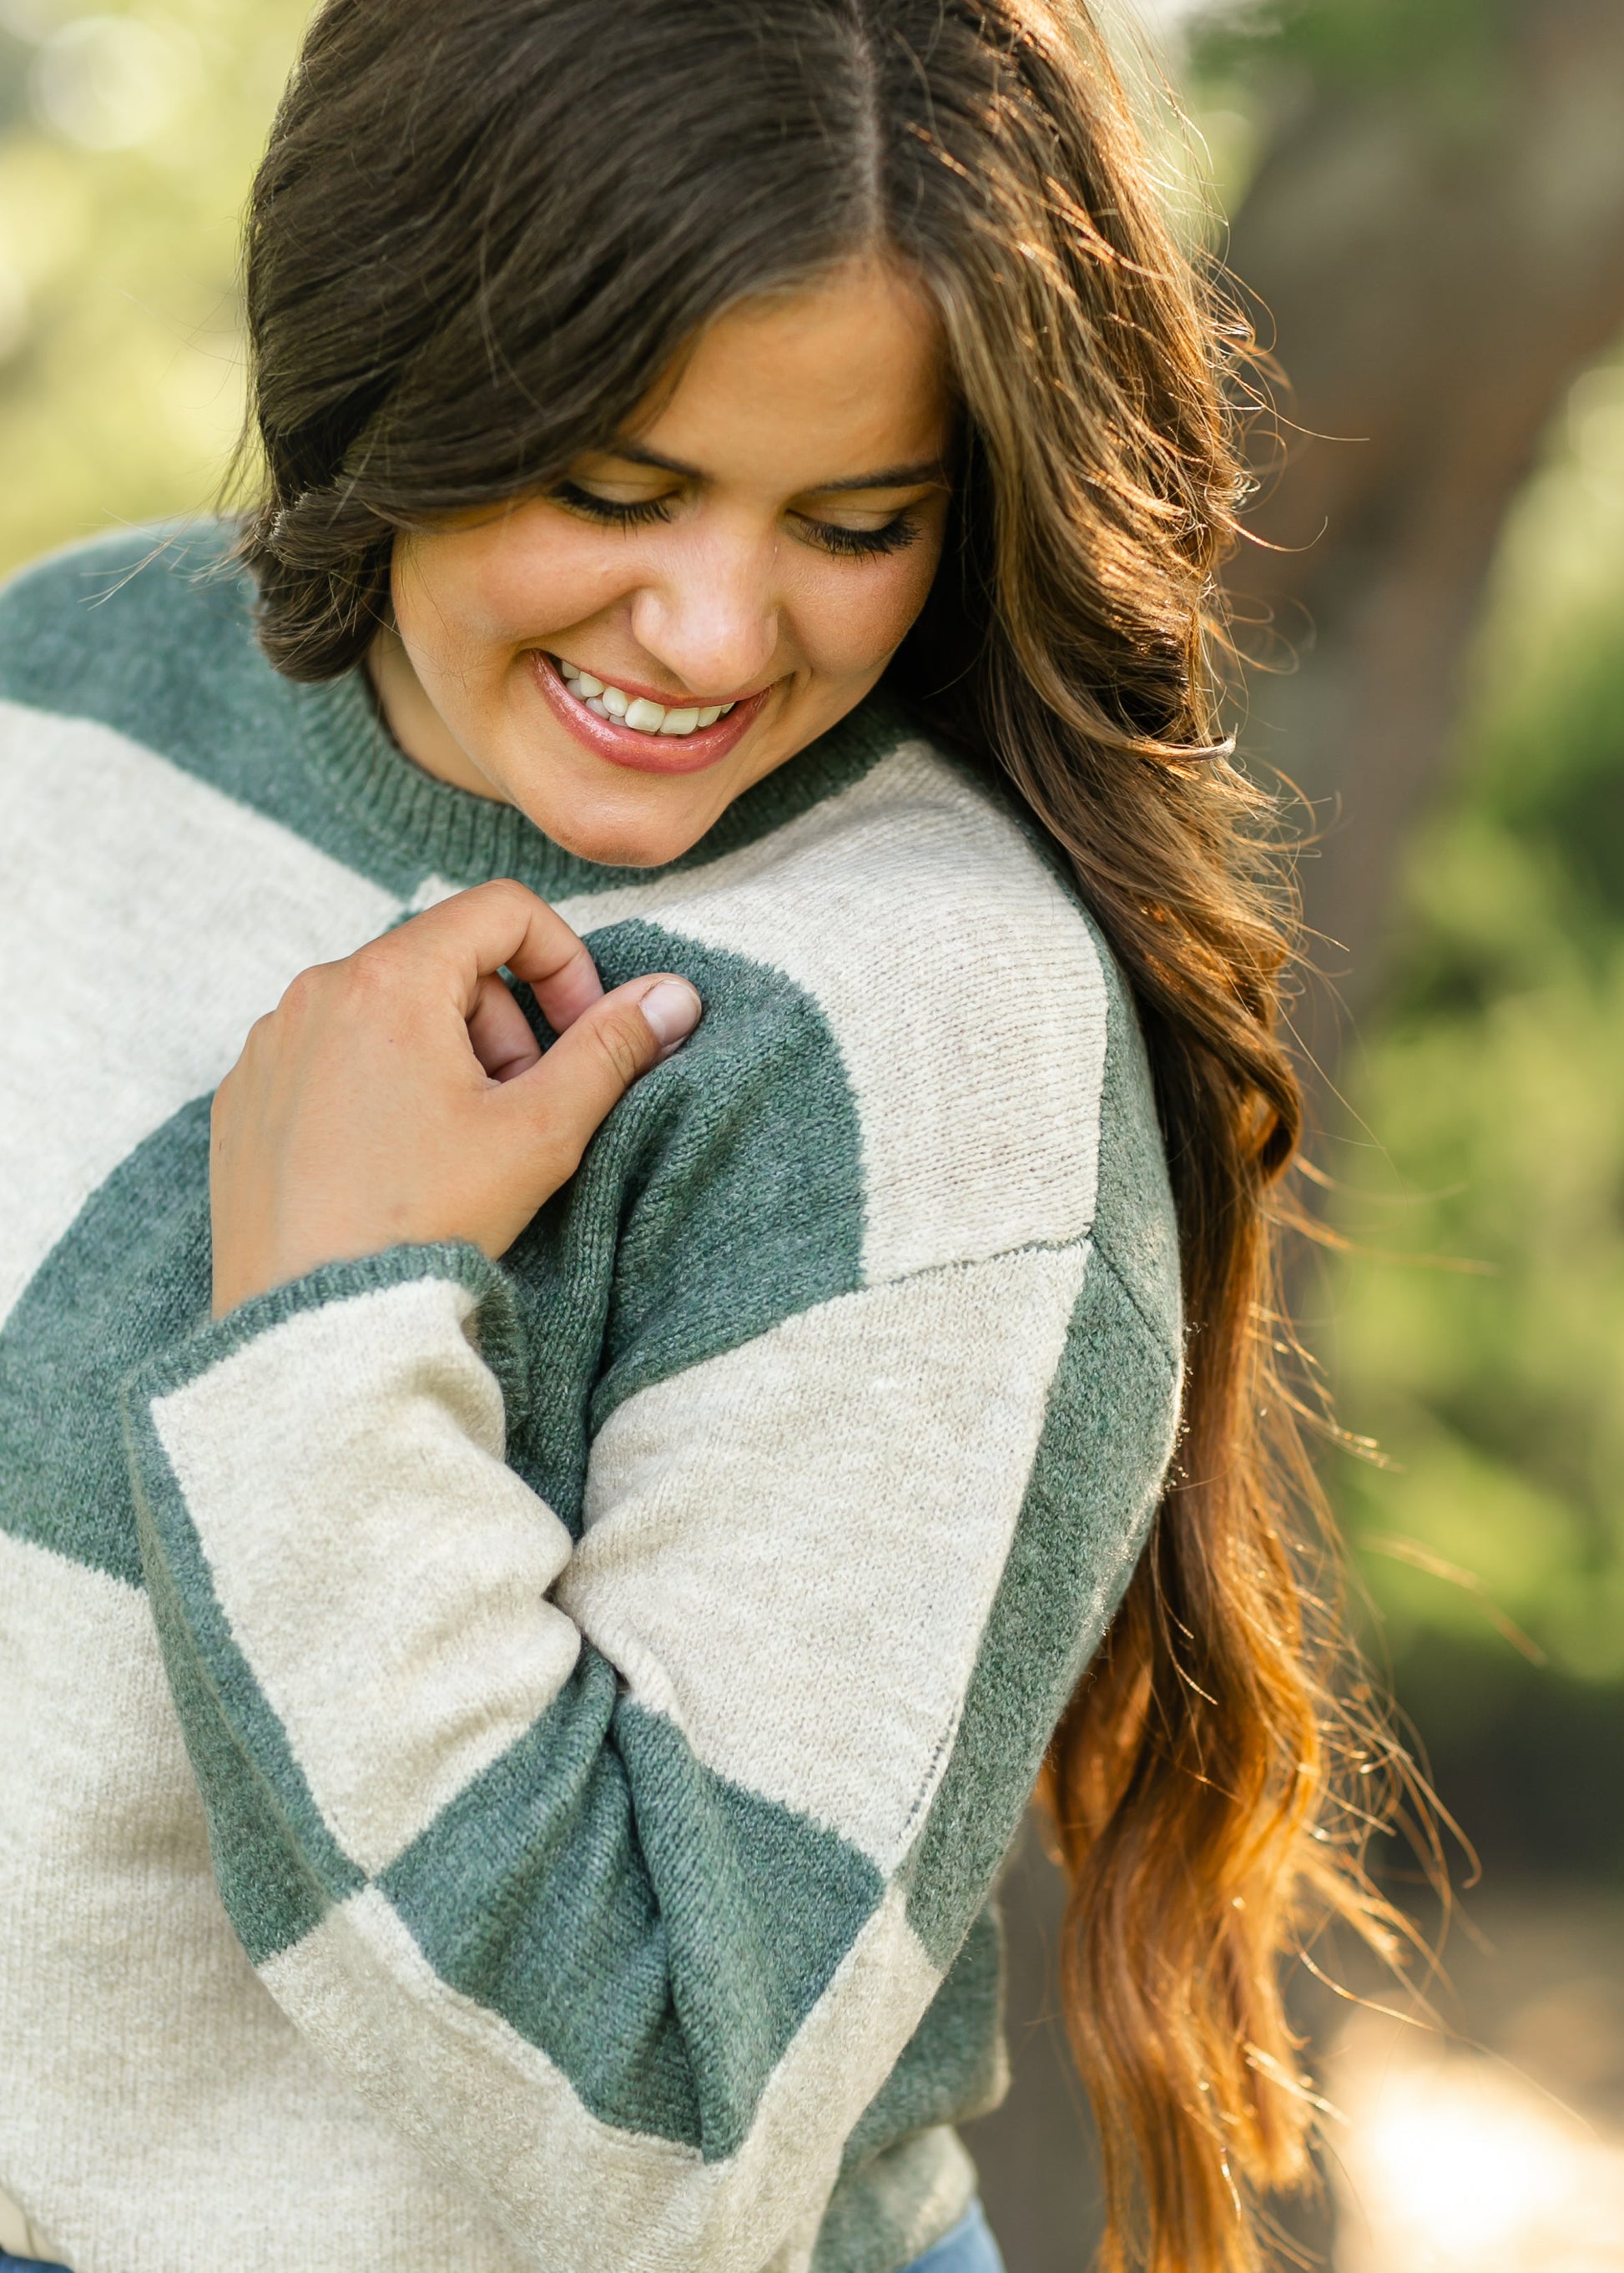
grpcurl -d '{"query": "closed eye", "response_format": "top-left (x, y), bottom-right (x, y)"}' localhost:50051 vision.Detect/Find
top-left (794, 512), bottom-right (923, 560)
top-left (552, 479), bottom-right (925, 559)
top-left (551, 480), bottom-right (674, 528)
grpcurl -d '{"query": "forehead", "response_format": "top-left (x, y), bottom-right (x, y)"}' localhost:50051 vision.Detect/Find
top-left (629, 258), bottom-right (951, 490)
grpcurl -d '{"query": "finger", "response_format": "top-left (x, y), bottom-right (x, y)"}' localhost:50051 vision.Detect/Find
top-left (388, 879), bottom-right (605, 1033)
top-left (494, 974), bottom-right (703, 1178)
top-left (467, 972), bottom-right (542, 1083)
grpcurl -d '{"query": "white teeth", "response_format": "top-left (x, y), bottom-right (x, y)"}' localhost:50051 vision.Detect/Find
top-left (554, 657), bottom-right (740, 735)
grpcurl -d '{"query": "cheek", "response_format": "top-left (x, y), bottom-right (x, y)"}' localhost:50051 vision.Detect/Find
top-left (794, 547), bottom-right (943, 678)
top-left (394, 517), bottom-right (623, 679)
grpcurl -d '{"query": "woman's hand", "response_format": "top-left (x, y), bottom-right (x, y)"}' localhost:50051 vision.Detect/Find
top-left (209, 879), bottom-right (701, 1317)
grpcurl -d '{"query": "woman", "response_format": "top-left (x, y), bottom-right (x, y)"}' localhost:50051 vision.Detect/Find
top-left (0, 3), bottom-right (1394, 2270)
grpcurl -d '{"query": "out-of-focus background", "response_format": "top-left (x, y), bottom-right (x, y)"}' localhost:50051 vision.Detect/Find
top-left (3, 0), bottom-right (1621, 2264)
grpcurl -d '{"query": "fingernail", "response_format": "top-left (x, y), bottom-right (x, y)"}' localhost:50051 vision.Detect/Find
top-left (639, 978), bottom-right (703, 1049)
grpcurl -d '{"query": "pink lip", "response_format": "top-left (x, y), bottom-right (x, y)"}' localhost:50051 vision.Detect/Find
top-left (530, 651), bottom-right (774, 775)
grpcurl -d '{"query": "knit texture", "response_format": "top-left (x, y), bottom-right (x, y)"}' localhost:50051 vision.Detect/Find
top-left (0, 525), bottom-right (1182, 2273)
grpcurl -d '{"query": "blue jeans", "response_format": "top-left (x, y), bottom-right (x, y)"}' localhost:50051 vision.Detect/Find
top-left (0, 2205), bottom-right (1004, 2273)
top-left (906, 2200), bottom-right (1006, 2273)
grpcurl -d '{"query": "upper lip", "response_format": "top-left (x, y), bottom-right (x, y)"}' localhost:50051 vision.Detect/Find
top-left (543, 651), bottom-right (773, 710)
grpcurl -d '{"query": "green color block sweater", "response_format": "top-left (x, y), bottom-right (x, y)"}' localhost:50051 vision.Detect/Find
top-left (0, 526), bottom-right (1182, 2273)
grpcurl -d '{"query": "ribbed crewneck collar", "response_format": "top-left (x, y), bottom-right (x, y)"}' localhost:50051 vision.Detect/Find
top-left (290, 664), bottom-right (911, 901)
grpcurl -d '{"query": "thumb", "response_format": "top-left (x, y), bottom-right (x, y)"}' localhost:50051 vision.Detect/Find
top-left (495, 973), bottom-right (703, 1180)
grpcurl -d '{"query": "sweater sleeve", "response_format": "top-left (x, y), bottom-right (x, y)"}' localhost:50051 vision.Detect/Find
top-left (121, 915), bottom-right (1180, 2273)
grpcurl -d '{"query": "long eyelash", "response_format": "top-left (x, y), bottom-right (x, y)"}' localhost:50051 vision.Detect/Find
top-left (805, 513), bottom-right (922, 560)
top-left (554, 481), bottom-right (920, 558)
top-left (552, 481), bottom-right (673, 528)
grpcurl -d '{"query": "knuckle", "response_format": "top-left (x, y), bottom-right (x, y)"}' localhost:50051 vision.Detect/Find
top-left (591, 1011), bottom-right (650, 1089)
top-left (476, 876), bottom-right (542, 927)
top-left (335, 945), bottom-right (399, 1008)
top-left (278, 964), bottom-right (324, 1019)
top-left (233, 1009), bottom-right (275, 1066)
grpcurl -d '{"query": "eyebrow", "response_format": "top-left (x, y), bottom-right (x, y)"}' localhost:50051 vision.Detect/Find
top-left (604, 441), bottom-right (949, 493)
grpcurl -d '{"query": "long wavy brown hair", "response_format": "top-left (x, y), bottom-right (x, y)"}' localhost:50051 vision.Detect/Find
top-left (239, 2), bottom-right (1410, 2265)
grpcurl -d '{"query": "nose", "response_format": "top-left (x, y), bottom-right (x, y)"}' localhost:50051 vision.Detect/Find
top-left (628, 521), bottom-right (781, 700)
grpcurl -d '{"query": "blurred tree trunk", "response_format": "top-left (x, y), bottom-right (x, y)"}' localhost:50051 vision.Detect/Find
top-left (973, 6), bottom-right (1624, 2265)
top-left (1223, 0), bottom-right (1624, 1049)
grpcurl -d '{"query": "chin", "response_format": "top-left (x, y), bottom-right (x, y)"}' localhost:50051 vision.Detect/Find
top-left (501, 737), bottom-right (755, 870)
top-left (527, 793), bottom-right (715, 873)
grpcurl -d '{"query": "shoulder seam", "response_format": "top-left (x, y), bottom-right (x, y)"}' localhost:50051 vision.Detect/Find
top-left (859, 1231), bottom-right (1089, 1300)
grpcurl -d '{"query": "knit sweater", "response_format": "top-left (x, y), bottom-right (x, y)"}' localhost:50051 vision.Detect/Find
top-left (0, 525), bottom-right (1183, 2273)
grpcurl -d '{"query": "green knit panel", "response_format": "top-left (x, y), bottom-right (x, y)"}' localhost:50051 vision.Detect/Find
top-left (577, 923), bottom-right (868, 1425)
top-left (0, 1094), bottom-right (213, 1587)
top-left (381, 1697), bottom-right (883, 2156)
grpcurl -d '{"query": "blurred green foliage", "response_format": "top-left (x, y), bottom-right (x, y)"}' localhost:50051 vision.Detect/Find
top-left (1185, 0), bottom-right (1517, 200)
top-left (0, 0), bottom-right (308, 578)
top-left (1326, 373), bottom-right (1624, 1702)
top-left (1193, 0), bottom-right (1513, 98)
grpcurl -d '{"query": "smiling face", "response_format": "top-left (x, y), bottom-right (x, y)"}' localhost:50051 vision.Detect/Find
top-left (369, 258), bottom-right (954, 867)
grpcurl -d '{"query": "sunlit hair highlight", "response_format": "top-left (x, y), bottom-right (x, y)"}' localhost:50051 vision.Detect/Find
top-left (237, 4), bottom-right (1415, 2265)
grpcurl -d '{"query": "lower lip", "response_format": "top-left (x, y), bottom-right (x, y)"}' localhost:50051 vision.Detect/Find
top-left (530, 652), bottom-right (771, 775)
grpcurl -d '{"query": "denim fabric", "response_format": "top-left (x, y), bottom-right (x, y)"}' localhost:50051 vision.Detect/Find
top-left (0, 2252), bottom-right (70, 2271)
top-left (905, 2199), bottom-right (1006, 2273)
